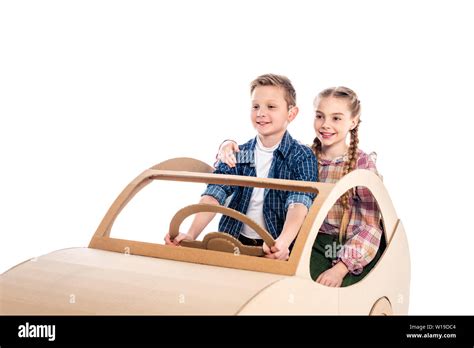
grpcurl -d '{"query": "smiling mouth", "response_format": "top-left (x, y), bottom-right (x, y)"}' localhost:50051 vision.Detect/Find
top-left (257, 121), bottom-right (271, 126)
top-left (320, 132), bottom-right (335, 139)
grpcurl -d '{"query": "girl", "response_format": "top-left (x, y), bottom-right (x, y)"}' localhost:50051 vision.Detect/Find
top-left (217, 86), bottom-right (383, 287)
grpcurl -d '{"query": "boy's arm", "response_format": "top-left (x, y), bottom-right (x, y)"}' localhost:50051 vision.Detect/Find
top-left (164, 161), bottom-right (238, 246)
top-left (164, 194), bottom-right (220, 245)
top-left (282, 150), bottom-right (318, 241)
top-left (265, 151), bottom-right (318, 259)
top-left (201, 159), bottom-right (238, 205)
top-left (284, 151), bottom-right (318, 212)
top-left (264, 204), bottom-right (308, 260)
top-left (186, 195), bottom-right (220, 239)
top-left (279, 204), bottom-right (309, 247)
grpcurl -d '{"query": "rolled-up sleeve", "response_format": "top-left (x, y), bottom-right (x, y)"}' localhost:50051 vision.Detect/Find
top-left (201, 160), bottom-right (237, 205)
top-left (336, 222), bottom-right (381, 275)
top-left (285, 151), bottom-right (318, 211)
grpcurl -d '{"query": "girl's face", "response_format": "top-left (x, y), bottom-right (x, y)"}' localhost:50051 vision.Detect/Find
top-left (314, 96), bottom-right (358, 151)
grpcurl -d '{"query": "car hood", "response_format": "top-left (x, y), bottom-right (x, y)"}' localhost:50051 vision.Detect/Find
top-left (0, 247), bottom-right (286, 315)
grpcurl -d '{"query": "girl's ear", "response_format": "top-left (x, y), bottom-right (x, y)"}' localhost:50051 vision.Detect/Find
top-left (350, 116), bottom-right (360, 130)
top-left (288, 106), bottom-right (299, 121)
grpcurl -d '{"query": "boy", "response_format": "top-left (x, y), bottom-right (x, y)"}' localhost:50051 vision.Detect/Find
top-left (164, 74), bottom-right (318, 260)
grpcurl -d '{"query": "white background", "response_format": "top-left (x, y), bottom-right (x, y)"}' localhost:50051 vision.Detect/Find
top-left (1, 0), bottom-right (473, 314)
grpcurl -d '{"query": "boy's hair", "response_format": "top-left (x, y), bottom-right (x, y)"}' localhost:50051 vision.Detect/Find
top-left (250, 74), bottom-right (296, 109)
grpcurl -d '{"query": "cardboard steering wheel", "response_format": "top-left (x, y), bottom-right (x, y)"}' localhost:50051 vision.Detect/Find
top-left (169, 203), bottom-right (276, 256)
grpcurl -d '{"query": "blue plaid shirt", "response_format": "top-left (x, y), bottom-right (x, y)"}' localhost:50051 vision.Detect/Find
top-left (203, 131), bottom-right (318, 239)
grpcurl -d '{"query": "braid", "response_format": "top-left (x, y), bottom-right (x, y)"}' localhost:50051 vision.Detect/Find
top-left (337, 125), bottom-right (359, 244)
top-left (311, 136), bottom-right (322, 162)
top-left (340, 125), bottom-right (360, 211)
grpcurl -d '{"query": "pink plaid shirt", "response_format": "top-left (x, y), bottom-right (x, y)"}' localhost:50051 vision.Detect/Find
top-left (318, 149), bottom-right (382, 275)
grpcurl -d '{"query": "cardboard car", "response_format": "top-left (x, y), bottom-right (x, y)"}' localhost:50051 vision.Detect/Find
top-left (0, 157), bottom-right (410, 315)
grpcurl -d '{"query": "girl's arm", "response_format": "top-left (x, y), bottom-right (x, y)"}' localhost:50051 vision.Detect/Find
top-left (316, 189), bottom-right (381, 286)
top-left (316, 152), bottom-right (382, 287)
top-left (336, 152), bottom-right (383, 274)
top-left (215, 140), bottom-right (239, 168)
top-left (316, 261), bottom-right (348, 287)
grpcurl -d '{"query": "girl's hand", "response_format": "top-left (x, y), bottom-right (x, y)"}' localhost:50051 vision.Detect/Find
top-left (316, 262), bottom-right (349, 287)
top-left (263, 238), bottom-right (290, 260)
top-left (217, 140), bottom-right (239, 168)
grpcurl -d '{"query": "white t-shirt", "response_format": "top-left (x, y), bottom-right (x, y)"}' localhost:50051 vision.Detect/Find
top-left (240, 136), bottom-right (280, 239)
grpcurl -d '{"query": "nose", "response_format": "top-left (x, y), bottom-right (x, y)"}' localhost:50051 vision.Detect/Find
top-left (320, 119), bottom-right (329, 129)
top-left (256, 107), bottom-right (266, 117)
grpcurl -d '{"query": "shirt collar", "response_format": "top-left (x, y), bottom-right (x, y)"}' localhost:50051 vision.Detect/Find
top-left (275, 131), bottom-right (293, 158)
top-left (318, 154), bottom-right (347, 165)
top-left (250, 131), bottom-right (292, 158)
top-left (256, 134), bottom-right (280, 152)
top-left (318, 149), bottom-right (364, 165)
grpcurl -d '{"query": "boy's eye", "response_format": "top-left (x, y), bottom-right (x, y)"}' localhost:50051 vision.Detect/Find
top-left (315, 114), bottom-right (322, 119)
top-left (252, 105), bottom-right (259, 109)
top-left (268, 105), bottom-right (276, 109)
top-left (333, 117), bottom-right (341, 121)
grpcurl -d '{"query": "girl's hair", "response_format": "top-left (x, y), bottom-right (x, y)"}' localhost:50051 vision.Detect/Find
top-left (250, 73), bottom-right (296, 110)
top-left (311, 87), bottom-right (361, 239)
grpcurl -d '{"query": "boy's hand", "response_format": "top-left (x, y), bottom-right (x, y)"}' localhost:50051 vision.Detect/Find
top-left (164, 232), bottom-right (194, 246)
top-left (217, 140), bottom-right (239, 168)
top-left (263, 238), bottom-right (290, 260)
top-left (315, 261), bottom-right (349, 287)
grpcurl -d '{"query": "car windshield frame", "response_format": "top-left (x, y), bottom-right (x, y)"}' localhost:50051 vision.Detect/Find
top-left (89, 166), bottom-right (333, 277)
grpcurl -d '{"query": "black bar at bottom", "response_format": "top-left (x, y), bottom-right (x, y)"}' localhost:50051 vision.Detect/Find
top-left (0, 315), bottom-right (472, 346)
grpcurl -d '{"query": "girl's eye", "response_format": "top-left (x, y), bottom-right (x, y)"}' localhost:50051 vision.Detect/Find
top-left (268, 105), bottom-right (276, 109)
top-left (315, 114), bottom-right (322, 119)
top-left (252, 105), bottom-right (259, 110)
top-left (333, 117), bottom-right (341, 121)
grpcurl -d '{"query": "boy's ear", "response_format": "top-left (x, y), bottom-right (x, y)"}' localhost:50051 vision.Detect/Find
top-left (288, 106), bottom-right (299, 121)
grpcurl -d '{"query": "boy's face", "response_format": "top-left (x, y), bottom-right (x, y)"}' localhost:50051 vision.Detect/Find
top-left (250, 86), bottom-right (297, 144)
